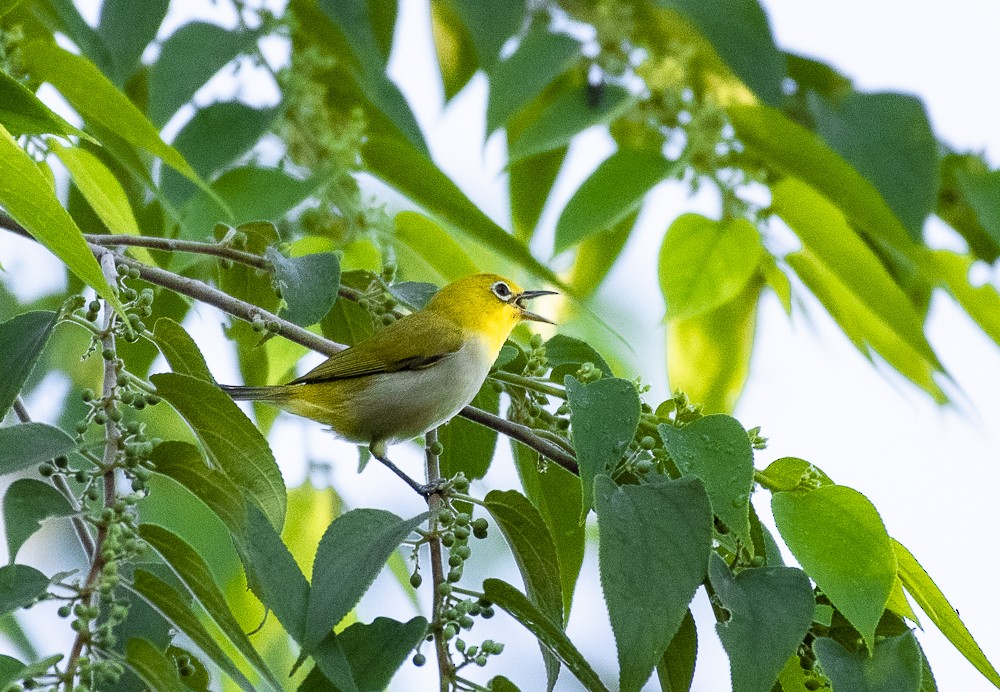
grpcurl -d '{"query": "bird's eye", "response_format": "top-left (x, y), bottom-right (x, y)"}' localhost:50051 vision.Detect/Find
top-left (491, 281), bottom-right (512, 301)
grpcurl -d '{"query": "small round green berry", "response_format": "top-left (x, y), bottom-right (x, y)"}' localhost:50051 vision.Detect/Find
top-left (481, 606), bottom-right (495, 619)
top-left (437, 583), bottom-right (452, 596)
top-left (409, 572), bottom-right (422, 588)
top-left (441, 532), bottom-right (456, 547)
top-left (58, 605), bottom-right (72, 618)
top-left (458, 615), bottom-right (474, 629)
top-left (38, 463), bottom-right (55, 477)
top-left (454, 545), bottom-right (472, 560)
top-left (448, 553), bottom-right (462, 568)
top-left (428, 441), bottom-right (444, 456)
top-left (447, 569), bottom-right (462, 583)
top-left (454, 513), bottom-right (471, 527)
top-left (412, 652), bottom-right (426, 667)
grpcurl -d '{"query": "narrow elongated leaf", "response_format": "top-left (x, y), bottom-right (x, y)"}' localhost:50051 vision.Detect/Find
top-left (0, 68), bottom-right (86, 138)
top-left (485, 489), bottom-right (564, 688)
top-left (0, 654), bottom-right (62, 689)
top-left (0, 565), bottom-right (48, 614)
top-left (362, 135), bottom-right (562, 287)
top-left (566, 211), bottom-right (638, 298)
top-left (393, 211), bottom-right (479, 283)
top-left (429, 0), bottom-right (477, 101)
top-left (655, 609), bottom-right (697, 692)
top-left (148, 23), bottom-right (260, 126)
top-left (21, 42), bottom-right (202, 186)
top-left (304, 509), bottom-right (429, 656)
top-left (510, 145), bottom-right (566, 242)
top-left (594, 476), bottom-right (712, 692)
top-left (0, 311), bottom-right (57, 420)
top-left (920, 249), bottom-right (1000, 350)
top-left (438, 383), bottom-right (500, 480)
top-left (150, 373), bottom-right (286, 531)
top-left (97, 0), bottom-right (169, 86)
top-left (893, 539), bottom-right (1000, 687)
top-left (0, 423), bottom-right (75, 475)
top-left (482, 579), bottom-right (609, 692)
top-left (138, 524), bottom-right (281, 690)
top-left (151, 319), bottom-right (214, 383)
top-left (771, 486), bottom-right (896, 648)
top-left (566, 376), bottom-right (640, 516)
top-left (124, 638), bottom-right (186, 692)
top-left (659, 214), bottom-right (763, 320)
top-left (658, 415), bottom-right (754, 543)
top-left (132, 570), bottom-right (256, 692)
top-left (4, 479), bottom-right (74, 562)
top-left (813, 632), bottom-right (922, 692)
top-left (810, 91), bottom-right (938, 240)
top-left (708, 556), bottom-right (814, 692)
top-left (554, 149), bottom-right (673, 254)
top-left (0, 129), bottom-right (123, 313)
top-left (266, 248), bottom-right (341, 327)
top-left (486, 26), bottom-right (581, 134)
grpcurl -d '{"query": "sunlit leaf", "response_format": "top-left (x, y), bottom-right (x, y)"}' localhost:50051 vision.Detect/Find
top-left (430, 0), bottom-right (477, 101)
top-left (151, 318), bottom-right (214, 383)
top-left (0, 68), bottom-right (87, 138)
top-left (124, 638), bottom-right (186, 692)
top-left (919, 249), bottom-right (1000, 350)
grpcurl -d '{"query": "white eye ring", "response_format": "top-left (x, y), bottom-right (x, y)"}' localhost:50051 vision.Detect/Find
top-left (491, 281), bottom-right (513, 301)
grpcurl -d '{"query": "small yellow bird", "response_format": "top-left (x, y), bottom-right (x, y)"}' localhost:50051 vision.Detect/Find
top-left (221, 273), bottom-right (555, 494)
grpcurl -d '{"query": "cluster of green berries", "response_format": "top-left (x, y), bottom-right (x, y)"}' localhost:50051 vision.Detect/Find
top-left (250, 312), bottom-right (282, 335)
top-left (524, 333), bottom-right (547, 377)
top-left (454, 636), bottom-right (505, 669)
top-left (172, 652), bottom-right (198, 679)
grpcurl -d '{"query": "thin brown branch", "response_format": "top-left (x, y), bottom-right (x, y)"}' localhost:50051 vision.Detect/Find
top-left (423, 430), bottom-right (454, 690)
top-left (85, 234), bottom-right (270, 269)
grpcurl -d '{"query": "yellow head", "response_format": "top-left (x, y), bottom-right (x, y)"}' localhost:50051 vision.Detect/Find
top-left (425, 273), bottom-right (555, 352)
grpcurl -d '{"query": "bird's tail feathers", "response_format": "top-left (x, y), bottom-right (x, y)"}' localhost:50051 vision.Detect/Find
top-left (219, 384), bottom-right (286, 402)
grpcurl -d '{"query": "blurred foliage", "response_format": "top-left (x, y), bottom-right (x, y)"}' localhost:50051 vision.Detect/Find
top-left (1, 0), bottom-right (1000, 690)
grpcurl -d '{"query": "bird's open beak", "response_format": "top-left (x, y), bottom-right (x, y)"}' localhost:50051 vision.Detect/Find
top-left (516, 289), bottom-right (557, 324)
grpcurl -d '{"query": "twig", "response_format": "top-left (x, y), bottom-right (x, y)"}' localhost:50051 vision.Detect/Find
top-left (423, 430), bottom-right (454, 690)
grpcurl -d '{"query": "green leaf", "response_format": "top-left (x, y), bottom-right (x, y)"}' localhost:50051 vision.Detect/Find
top-left (393, 211), bottom-right (480, 283)
top-left (0, 68), bottom-right (87, 138)
top-left (150, 373), bottom-right (286, 531)
top-left (438, 383), bottom-right (500, 480)
top-left (659, 214), bottom-right (763, 320)
top-left (0, 423), bottom-right (75, 476)
top-left (554, 148), bottom-right (674, 255)
top-left (544, 334), bottom-right (613, 382)
top-left (810, 92), bottom-right (938, 241)
top-left (124, 638), bottom-right (186, 692)
top-left (132, 569), bottom-right (256, 692)
top-left (771, 485), bottom-right (896, 647)
top-left (151, 319), bottom-right (214, 383)
top-left (510, 145), bottom-right (566, 243)
top-left (0, 565), bottom-right (48, 615)
top-left (512, 442), bottom-right (585, 622)
top-left (138, 524), bottom-right (282, 691)
top-left (163, 102), bottom-right (280, 206)
top-left (485, 676), bottom-right (521, 692)
top-left (0, 655), bottom-right (25, 689)
top-left (893, 539), bottom-right (1000, 687)
top-left (429, 0), bottom-right (478, 101)
top-left (656, 0), bottom-right (784, 105)
top-left (666, 274), bottom-right (762, 414)
top-left (919, 249), bottom-right (1000, 350)
top-left (181, 166), bottom-right (320, 240)
top-left (266, 248), bottom-right (341, 328)
top-left (482, 578), bottom-right (609, 692)
top-left (168, 646), bottom-right (211, 692)
top-left (389, 282), bottom-right (439, 311)
top-left (485, 26), bottom-right (581, 134)
top-left (304, 509), bottom-right (429, 656)
top-left (21, 41), bottom-right (203, 186)
top-left (772, 178), bottom-right (938, 366)
top-left (954, 167), bottom-right (1000, 253)
top-left (727, 104), bottom-right (912, 249)
top-left (657, 415), bottom-right (754, 543)
top-left (148, 23), bottom-right (260, 126)
top-left (655, 609), bottom-right (697, 692)
top-left (485, 489), bottom-right (564, 688)
top-left (0, 654), bottom-right (62, 690)
top-left (48, 140), bottom-right (140, 235)
top-left (813, 632), bottom-right (922, 692)
top-left (321, 297), bottom-right (376, 346)
top-left (96, 0), bottom-right (169, 86)
top-left (0, 311), bottom-right (57, 418)
top-left (566, 376), bottom-right (640, 516)
top-left (508, 84), bottom-right (635, 164)
top-left (594, 476), bottom-right (712, 692)
top-left (3, 479), bottom-right (73, 562)
top-left (450, 0), bottom-right (522, 68)
top-left (0, 128), bottom-right (125, 313)
top-left (298, 617), bottom-right (429, 691)
top-left (756, 456), bottom-right (834, 492)
top-left (708, 555), bottom-right (814, 692)
top-left (361, 135), bottom-right (562, 287)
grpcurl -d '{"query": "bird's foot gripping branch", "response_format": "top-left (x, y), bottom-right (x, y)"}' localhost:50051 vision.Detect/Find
top-left (0, 227), bottom-right (997, 691)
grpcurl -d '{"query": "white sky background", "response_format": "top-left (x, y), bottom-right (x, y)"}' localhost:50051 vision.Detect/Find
top-left (3, 0), bottom-right (1000, 690)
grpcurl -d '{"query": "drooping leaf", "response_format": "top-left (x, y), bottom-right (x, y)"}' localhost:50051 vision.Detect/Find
top-left (303, 509), bottom-right (428, 656)
top-left (96, 0), bottom-right (170, 86)
top-left (809, 91), bottom-right (938, 241)
top-left (0, 68), bottom-right (87, 138)
top-left (659, 214), bottom-right (763, 320)
top-left (655, 609), bottom-right (697, 692)
top-left (0, 423), bottom-right (75, 476)
top-left (147, 23), bottom-right (261, 126)
top-left (393, 211), bottom-right (479, 283)
top-left (566, 211), bottom-right (638, 298)
top-left (594, 476), bottom-right (713, 692)
top-left (565, 376), bottom-right (640, 516)
top-left (658, 415), bottom-right (754, 543)
top-left (124, 638), bottom-right (187, 692)
top-left (48, 140), bottom-right (141, 237)
top-left (150, 373), bottom-right (286, 531)
top-left (429, 0), bottom-right (478, 100)
top-left (919, 249), bottom-right (1000, 351)
top-left (893, 539), bottom-right (1000, 687)
top-left (3, 479), bottom-right (74, 562)
top-left (151, 319), bottom-right (214, 383)
top-left (266, 248), bottom-right (341, 327)
top-left (482, 579), bottom-right (609, 692)
top-left (771, 485), bottom-right (896, 648)
top-left (708, 556), bottom-right (814, 692)
top-left (438, 383), bottom-right (500, 480)
top-left (555, 149), bottom-right (674, 255)
top-left (0, 129), bottom-right (124, 313)
top-left (0, 565), bottom-right (48, 615)
top-left (813, 632), bottom-right (923, 692)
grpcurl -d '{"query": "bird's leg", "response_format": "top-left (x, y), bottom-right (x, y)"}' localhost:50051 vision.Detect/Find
top-left (369, 446), bottom-right (447, 498)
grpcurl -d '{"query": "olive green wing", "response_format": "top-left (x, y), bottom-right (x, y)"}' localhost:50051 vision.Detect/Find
top-left (288, 312), bottom-right (465, 384)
